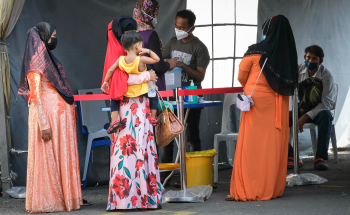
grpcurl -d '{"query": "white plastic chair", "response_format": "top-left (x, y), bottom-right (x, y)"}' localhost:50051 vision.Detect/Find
top-left (78, 88), bottom-right (111, 185)
top-left (214, 93), bottom-right (240, 183)
top-left (302, 84), bottom-right (339, 163)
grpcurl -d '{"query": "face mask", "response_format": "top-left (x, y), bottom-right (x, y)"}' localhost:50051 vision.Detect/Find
top-left (141, 9), bottom-right (157, 27)
top-left (262, 34), bottom-right (266, 40)
top-left (175, 26), bottom-right (193, 40)
top-left (47, 37), bottom-right (57, 50)
top-left (151, 18), bottom-right (157, 27)
top-left (305, 60), bottom-right (318, 71)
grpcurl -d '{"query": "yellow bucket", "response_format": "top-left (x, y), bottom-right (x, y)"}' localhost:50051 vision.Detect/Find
top-left (185, 150), bottom-right (217, 188)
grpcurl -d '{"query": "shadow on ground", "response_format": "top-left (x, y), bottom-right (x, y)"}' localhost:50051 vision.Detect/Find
top-left (1, 151), bottom-right (350, 215)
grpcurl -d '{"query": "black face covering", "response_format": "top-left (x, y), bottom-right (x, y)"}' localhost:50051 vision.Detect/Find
top-left (47, 37), bottom-right (57, 50)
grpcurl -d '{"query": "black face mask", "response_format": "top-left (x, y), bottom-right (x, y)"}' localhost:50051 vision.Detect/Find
top-left (47, 37), bottom-right (57, 50)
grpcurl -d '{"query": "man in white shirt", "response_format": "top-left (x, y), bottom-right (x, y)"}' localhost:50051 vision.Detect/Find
top-left (288, 45), bottom-right (336, 171)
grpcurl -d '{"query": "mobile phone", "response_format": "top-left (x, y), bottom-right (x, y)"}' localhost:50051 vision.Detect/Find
top-left (238, 94), bottom-right (244, 101)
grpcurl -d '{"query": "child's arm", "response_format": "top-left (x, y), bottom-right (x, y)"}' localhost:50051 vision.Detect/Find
top-left (139, 48), bottom-right (160, 65)
top-left (101, 58), bottom-right (119, 92)
top-left (104, 58), bottom-right (120, 82)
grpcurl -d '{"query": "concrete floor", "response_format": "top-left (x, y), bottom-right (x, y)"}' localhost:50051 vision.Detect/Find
top-left (1, 151), bottom-right (350, 215)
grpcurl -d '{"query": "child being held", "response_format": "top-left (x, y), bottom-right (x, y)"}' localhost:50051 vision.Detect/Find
top-left (101, 31), bottom-right (160, 134)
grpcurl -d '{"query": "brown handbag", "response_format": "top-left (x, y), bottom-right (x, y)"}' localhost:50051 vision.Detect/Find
top-left (155, 90), bottom-right (184, 147)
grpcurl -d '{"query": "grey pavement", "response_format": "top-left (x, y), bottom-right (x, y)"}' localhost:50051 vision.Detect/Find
top-left (1, 151), bottom-right (350, 215)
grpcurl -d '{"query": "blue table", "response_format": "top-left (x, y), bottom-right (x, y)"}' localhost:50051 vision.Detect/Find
top-left (101, 101), bottom-right (223, 112)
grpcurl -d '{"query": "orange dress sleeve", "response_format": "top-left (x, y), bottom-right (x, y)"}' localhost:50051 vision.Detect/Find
top-left (238, 56), bottom-right (254, 87)
top-left (27, 71), bottom-right (50, 131)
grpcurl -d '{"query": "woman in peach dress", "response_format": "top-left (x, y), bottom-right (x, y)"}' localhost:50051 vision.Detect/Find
top-left (227, 15), bottom-right (298, 201)
top-left (18, 22), bottom-right (83, 213)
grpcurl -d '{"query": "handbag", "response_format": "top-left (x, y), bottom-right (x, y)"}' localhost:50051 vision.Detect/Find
top-left (155, 89), bottom-right (184, 147)
top-left (236, 58), bottom-right (268, 112)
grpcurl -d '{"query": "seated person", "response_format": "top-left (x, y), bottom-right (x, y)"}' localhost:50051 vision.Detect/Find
top-left (288, 45), bottom-right (336, 171)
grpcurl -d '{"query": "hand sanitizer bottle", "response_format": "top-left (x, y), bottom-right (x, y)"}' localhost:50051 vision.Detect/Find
top-left (188, 80), bottom-right (198, 104)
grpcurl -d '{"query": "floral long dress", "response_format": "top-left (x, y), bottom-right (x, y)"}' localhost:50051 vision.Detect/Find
top-left (107, 96), bottom-right (163, 210)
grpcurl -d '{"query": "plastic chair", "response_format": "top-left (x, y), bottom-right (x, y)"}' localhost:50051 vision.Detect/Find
top-left (77, 88), bottom-right (111, 188)
top-left (302, 84), bottom-right (339, 163)
top-left (214, 93), bottom-right (240, 183)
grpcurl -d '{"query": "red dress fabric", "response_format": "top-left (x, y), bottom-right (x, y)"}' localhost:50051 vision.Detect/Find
top-left (101, 22), bottom-right (129, 100)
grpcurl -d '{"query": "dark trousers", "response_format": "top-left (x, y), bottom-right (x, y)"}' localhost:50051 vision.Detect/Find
top-left (160, 108), bottom-right (202, 164)
top-left (288, 110), bottom-right (333, 160)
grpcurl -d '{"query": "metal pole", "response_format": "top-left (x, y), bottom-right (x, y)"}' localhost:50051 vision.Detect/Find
top-left (0, 54), bottom-right (10, 197)
top-left (176, 88), bottom-right (187, 190)
top-left (292, 88), bottom-right (300, 174)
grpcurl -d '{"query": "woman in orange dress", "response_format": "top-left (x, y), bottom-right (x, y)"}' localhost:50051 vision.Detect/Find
top-left (18, 22), bottom-right (83, 213)
top-left (227, 15), bottom-right (298, 201)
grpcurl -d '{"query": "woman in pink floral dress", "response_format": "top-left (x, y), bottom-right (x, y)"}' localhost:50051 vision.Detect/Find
top-left (107, 97), bottom-right (163, 210)
top-left (105, 8), bottom-right (163, 211)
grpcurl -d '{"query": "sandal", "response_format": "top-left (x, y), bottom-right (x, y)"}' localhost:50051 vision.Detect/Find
top-left (150, 117), bottom-right (161, 127)
top-left (225, 196), bottom-right (235, 201)
top-left (107, 119), bottom-right (121, 134)
top-left (173, 181), bottom-right (181, 188)
top-left (82, 199), bottom-right (92, 206)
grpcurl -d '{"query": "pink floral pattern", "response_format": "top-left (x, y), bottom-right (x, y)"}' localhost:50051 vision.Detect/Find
top-left (107, 96), bottom-right (163, 210)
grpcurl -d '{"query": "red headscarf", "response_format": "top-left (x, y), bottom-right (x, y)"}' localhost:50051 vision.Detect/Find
top-left (101, 21), bottom-right (129, 100)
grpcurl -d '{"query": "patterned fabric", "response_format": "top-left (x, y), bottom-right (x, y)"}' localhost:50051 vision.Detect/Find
top-left (133, 0), bottom-right (163, 50)
top-left (26, 72), bottom-right (82, 213)
top-left (107, 96), bottom-right (163, 210)
top-left (18, 27), bottom-right (74, 104)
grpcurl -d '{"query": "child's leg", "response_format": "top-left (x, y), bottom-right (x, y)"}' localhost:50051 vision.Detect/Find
top-left (151, 109), bottom-right (157, 119)
top-left (149, 95), bottom-right (160, 126)
top-left (111, 110), bottom-right (119, 122)
top-left (107, 99), bottom-right (121, 134)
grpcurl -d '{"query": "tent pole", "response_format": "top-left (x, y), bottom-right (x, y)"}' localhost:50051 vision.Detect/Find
top-left (0, 55), bottom-right (10, 198)
top-left (292, 88), bottom-right (300, 174)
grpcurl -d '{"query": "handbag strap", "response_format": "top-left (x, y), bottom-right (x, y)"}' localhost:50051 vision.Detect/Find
top-left (249, 57), bottom-right (268, 96)
top-left (156, 89), bottom-right (167, 112)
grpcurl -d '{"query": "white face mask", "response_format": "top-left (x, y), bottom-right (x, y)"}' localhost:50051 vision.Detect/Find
top-left (141, 9), bottom-right (157, 27)
top-left (175, 26), bottom-right (193, 40)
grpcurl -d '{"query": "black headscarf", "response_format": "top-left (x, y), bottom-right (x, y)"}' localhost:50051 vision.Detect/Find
top-left (35, 22), bottom-right (56, 44)
top-left (244, 15), bottom-right (298, 96)
top-left (110, 16), bottom-right (137, 43)
top-left (18, 22), bottom-right (74, 105)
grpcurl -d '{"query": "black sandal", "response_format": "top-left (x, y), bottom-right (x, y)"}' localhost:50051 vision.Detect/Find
top-left (82, 199), bottom-right (92, 206)
top-left (225, 196), bottom-right (235, 201)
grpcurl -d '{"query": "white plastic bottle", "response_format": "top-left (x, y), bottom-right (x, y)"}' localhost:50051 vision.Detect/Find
top-left (148, 81), bottom-right (156, 98)
top-left (188, 80), bottom-right (194, 102)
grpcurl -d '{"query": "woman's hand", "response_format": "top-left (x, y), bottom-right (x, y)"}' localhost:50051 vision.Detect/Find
top-left (167, 57), bottom-right (179, 71)
top-left (148, 69), bottom-right (158, 82)
top-left (41, 129), bottom-right (52, 142)
top-left (101, 82), bottom-right (109, 92)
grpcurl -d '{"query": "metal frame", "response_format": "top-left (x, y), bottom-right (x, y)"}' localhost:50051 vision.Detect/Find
top-left (192, 0), bottom-right (258, 88)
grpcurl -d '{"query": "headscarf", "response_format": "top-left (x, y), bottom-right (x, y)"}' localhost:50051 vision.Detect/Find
top-left (18, 22), bottom-right (74, 104)
top-left (133, 0), bottom-right (163, 50)
top-left (111, 15), bottom-right (137, 43)
top-left (101, 16), bottom-right (137, 100)
top-left (244, 15), bottom-right (298, 96)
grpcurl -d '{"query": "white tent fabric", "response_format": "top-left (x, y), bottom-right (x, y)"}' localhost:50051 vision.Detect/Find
top-left (258, 0), bottom-right (350, 157)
